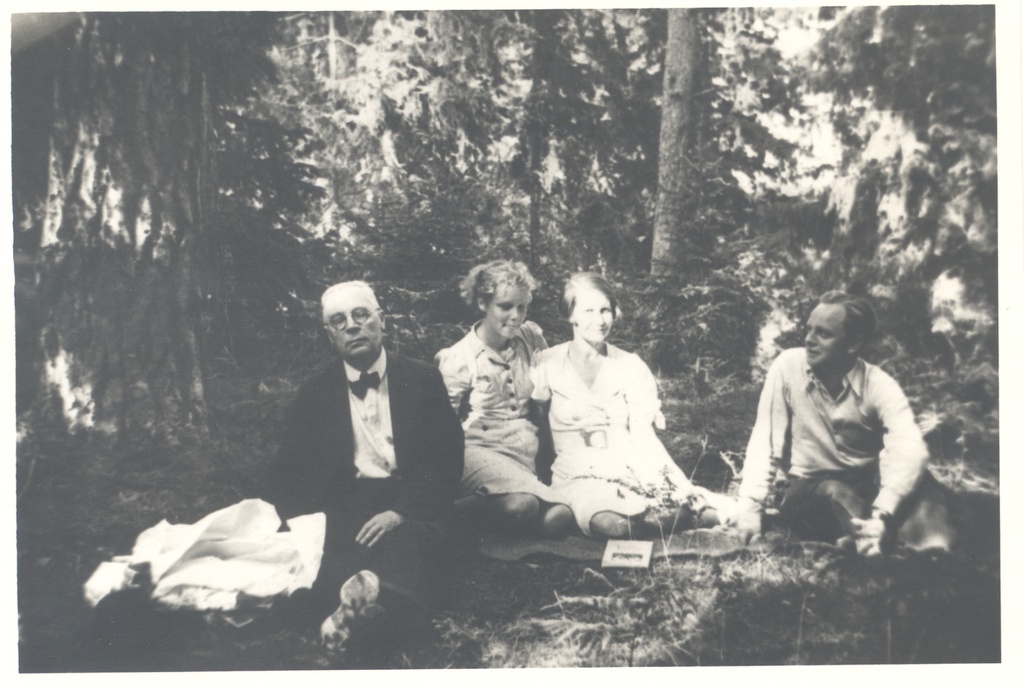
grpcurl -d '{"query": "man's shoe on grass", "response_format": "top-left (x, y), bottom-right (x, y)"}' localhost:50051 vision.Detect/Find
top-left (320, 570), bottom-right (385, 653)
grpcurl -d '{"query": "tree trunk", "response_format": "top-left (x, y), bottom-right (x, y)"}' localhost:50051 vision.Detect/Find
top-left (519, 10), bottom-right (559, 272)
top-left (327, 12), bottom-right (338, 82)
top-left (527, 122), bottom-right (543, 271)
top-left (14, 14), bottom-right (212, 443)
top-left (651, 9), bottom-right (701, 276)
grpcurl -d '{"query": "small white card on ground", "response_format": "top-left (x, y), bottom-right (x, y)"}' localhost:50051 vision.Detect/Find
top-left (601, 539), bottom-right (653, 568)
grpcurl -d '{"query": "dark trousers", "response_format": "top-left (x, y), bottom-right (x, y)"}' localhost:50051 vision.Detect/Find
top-left (777, 468), bottom-right (954, 550)
top-left (300, 480), bottom-right (461, 627)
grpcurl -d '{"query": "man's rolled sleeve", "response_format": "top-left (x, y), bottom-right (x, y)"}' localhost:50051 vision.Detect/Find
top-left (870, 370), bottom-right (929, 516)
top-left (739, 354), bottom-right (791, 509)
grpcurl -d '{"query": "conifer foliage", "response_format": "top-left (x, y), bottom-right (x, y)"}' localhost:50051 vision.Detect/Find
top-left (13, 13), bottom-right (322, 442)
top-left (808, 6), bottom-right (996, 362)
top-left (12, 8), bottom-right (999, 463)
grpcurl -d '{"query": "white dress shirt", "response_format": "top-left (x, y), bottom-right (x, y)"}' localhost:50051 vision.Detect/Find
top-left (343, 350), bottom-right (397, 478)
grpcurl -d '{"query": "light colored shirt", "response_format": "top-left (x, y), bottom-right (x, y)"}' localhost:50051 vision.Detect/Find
top-left (435, 321), bottom-right (547, 431)
top-left (530, 341), bottom-right (680, 484)
top-left (530, 341), bottom-right (663, 439)
top-left (343, 350), bottom-right (396, 479)
top-left (739, 347), bottom-right (929, 516)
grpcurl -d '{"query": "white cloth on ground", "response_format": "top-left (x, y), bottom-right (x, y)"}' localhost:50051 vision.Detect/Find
top-left (83, 498), bottom-right (325, 611)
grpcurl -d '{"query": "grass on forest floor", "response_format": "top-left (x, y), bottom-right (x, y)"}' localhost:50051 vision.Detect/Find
top-left (16, 363), bottom-right (1001, 671)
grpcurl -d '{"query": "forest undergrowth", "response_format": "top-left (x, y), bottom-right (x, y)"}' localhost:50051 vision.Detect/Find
top-left (16, 336), bottom-right (1001, 671)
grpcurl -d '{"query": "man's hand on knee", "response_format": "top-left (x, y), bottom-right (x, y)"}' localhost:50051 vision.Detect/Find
top-left (356, 510), bottom-right (406, 548)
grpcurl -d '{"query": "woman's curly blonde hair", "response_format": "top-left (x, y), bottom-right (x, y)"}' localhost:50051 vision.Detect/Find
top-left (459, 260), bottom-right (538, 307)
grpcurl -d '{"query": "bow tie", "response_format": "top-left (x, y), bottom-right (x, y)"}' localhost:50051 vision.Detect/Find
top-left (349, 371), bottom-right (381, 399)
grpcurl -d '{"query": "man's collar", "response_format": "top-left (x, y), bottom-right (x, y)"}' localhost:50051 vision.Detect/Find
top-left (343, 349), bottom-right (387, 383)
top-left (803, 353), bottom-right (866, 397)
top-left (845, 358), bottom-right (866, 397)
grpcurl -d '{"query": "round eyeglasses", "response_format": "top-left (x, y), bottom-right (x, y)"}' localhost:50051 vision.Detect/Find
top-left (325, 307), bottom-right (378, 331)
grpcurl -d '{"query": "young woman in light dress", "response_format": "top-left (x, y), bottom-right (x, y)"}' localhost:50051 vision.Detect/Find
top-left (436, 260), bottom-right (574, 537)
top-left (530, 272), bottom-right (736, 538)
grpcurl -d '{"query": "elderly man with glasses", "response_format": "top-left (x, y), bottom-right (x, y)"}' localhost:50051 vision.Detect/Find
top-left (259, 281), bottom-right (464, 660)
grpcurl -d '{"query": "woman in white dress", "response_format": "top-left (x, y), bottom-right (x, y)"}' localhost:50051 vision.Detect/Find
top-left (436, 260), bottom-right (574, 537)
top-left (530, 272), bottom-right (734, 538)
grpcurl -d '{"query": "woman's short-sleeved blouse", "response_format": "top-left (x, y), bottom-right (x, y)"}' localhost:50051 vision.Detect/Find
top-left (435, 321), bottom-right (547, 427)
top-left (530, 342), bottom-right (662, 434)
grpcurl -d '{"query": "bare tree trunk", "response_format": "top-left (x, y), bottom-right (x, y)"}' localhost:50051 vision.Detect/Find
top-left (651, 9), bottom-right (701, 276)
top-left (527, 122), bottom-right (542, 270)
top-left (327, 12), bottom-right (338, 82)
top-left (518, 10), bottom-right (558, 272)
top-left (15, 14), bottom-right (212, 443)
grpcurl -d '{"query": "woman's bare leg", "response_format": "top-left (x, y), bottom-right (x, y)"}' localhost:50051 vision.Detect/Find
top-left (589, 511), bottom-right (636, 539)
top-left (456, 493), bottom-right (540, 535)
top-left (539, 503), bottom-right (576, 538)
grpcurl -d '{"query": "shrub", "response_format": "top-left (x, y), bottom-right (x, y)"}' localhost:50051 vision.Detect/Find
top-left (609, 272), bottom-right (769, 379)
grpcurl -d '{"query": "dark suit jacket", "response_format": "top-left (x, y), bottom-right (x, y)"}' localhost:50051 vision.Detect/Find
top-left (260, 350), bottom-right (464, 523)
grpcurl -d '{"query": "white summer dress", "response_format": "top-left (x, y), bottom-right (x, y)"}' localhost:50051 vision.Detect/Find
top-left (530, 341), bottom-right (701, 535)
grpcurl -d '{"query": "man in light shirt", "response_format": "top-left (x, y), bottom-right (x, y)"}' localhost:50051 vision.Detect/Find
top-left (260, 281), bottom-right (464, 658)
top-left (734, 291), bottom-right (953, 555)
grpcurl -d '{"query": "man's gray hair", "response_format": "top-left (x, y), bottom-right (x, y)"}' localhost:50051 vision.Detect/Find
top-left (321, 281), bottom-right (381, 318)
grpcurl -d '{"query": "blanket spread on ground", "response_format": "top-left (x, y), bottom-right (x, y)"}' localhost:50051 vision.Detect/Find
top-left (479, 527), bottom-right (782, 562)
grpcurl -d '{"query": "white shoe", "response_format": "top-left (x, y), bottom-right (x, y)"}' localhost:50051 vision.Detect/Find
top-left (320, 570), bottom-right (384, 652)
